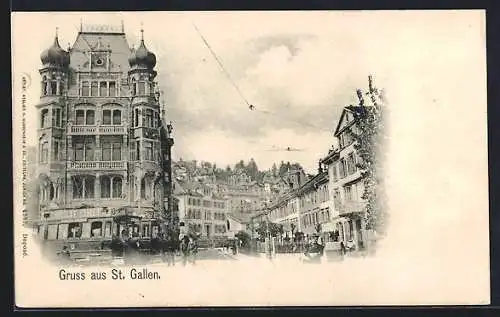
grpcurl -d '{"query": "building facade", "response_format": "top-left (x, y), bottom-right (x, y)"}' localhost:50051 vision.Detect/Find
top-left (34, 24), bottom-right (174, 252)
top-left (297, 167), bottom-right (330, 236)
top-left (175, 180), bottom-right (229, 242)
top-left (320, 81), bottom-right (383, 251)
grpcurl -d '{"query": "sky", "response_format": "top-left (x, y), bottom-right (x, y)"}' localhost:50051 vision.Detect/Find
top-left (11, 11), bottom-right (478, 173)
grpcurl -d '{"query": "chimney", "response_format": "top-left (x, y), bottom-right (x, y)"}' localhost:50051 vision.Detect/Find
top-left (368, 75), bottom-right (374, 93)
top-left (318, 160), bottom-right (323, 174)
top-left (356, 89), bottom-right (364, 106)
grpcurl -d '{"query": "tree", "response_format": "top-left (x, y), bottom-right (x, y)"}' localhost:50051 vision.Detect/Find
top-left (235, 230), bottom-right (251, 248)
top-left (350, 76), bottom-right (388, 236)
top-left (235, 160), bottom-right (245, 170)
top-left (315, 223), bottom-right (322, 234)
top-left (278, 161), bottom-right (287, 176)
top-left (246, 158), bottom-right (259, 181)
top-left (278, 224), bottom-right (284, 241)
top-left (255, 221), bottom-right (281, 240)
top-left (271, 163), bottom-right (278, 177)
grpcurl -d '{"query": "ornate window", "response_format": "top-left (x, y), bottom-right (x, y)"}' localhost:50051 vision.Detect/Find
top-left (73, 136), bottom-right (95, 161)
top-left (41, 109), bottom-right (49, 128)
top-left (39, 141), bottom-right (49, 163)
top-left (140, 176), bottom-right (154, 200)
top-left (138, 81), bottom-right (146, 95)
top-left (52, 108), bottom-right (62, 127)
top-left (75, 109), bottom-right (95, 125)
top-left (91, 81), bottom-right (98, 96)
top-left (41, 76), bottom-right (48, 96)
top-left (53, 140), bottom-right (60, 160)
top-left (72, 175), bottom-right (95, 199)
top-left (99, 82), bottom-right (107, 97)
top-left (100, 176), bottom-right (123, 198)
top-left (131, 78), bottom-right (137, 96)
top-left (144, 141), bottom-right (153, 161)
top-left (81, 81), bottom-right (90, 96)
top-left (50, 78), bottom-right (58, 96)
top-left (109, 81), bottom-right (117, 97)
top-left (101, 137), bottom-right (122, 161)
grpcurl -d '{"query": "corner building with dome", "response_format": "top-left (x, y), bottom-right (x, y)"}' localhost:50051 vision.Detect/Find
top-left (34, 24), bottom-right (176, 255)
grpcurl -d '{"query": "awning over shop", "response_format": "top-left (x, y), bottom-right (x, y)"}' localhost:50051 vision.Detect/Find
top-left (321, 222), bottom-right (337, 232)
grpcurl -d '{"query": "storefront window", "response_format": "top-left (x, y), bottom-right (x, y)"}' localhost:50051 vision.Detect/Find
top-left (47, 224), bottom-right (58, 240)
top-left (104, 222), bottom-right (112, 238)
top-left (91, 221), bottom-right (103, 237)
top-left (57, 224), bottom-right (69, 240)
top-left (68, 223), bottom-right (82, 239)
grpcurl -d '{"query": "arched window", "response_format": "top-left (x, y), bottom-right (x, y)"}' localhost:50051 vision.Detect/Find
top-left (86, 110), bottom-right (95, 125)
top-left (100, 176), bottom-right (122, 198)
top-left (39, 141), bottom-right (48, 163)
top-left (49, 183), bottom-right (55, 200)
top-left (140, 176), bottom-right (153, 200)
top-left (134, 108), bottom-right (139, 127)
top-left (112, 177), bottom-right (122, 198)
top-left (72, 175), bottom-right (95, 199)
top-left (141, 178), bottom-right (146, 199)
top-left (113, 110), bottom-right (121, 125)
top-left (131, 78), bottom-right (137, 96)
top-left (100, 176), bottom-right (111, 198)
top-left (75, 108), bottom-right (95, 126)
top-left (52, 80), bottom-right (58, 95)
top-left (41, 76), bottom-right (48, 96)
top-left (138, 81), bottom-right (146, 95)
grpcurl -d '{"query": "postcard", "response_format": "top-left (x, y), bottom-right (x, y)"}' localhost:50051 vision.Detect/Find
top-left (12, 10), bottom-right (489, 307)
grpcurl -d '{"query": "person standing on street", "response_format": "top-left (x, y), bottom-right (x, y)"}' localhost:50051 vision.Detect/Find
top-left (164, 235), bottom-right (176, 266)
top-left (180, 236), bottom-right (189, 266)
top-left (188, 237), bottom-right (198, 265)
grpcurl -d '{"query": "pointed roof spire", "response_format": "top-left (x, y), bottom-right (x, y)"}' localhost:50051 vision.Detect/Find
top-left (80, 19), bottom-right (83, 32)
top-left (140, 22), bottom-right (144, 42)
top-left (121, 20), bottom-right (124, 33)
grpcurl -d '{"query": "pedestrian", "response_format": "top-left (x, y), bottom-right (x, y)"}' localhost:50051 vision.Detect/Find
top-left (58, 245), bottom-right (71, 263)
top-left (188, 237), bottom-right (198, 265)
top-left (164, 235), bottom-right (176, 266)
top-left (180, 236), bottom-right (189, 266)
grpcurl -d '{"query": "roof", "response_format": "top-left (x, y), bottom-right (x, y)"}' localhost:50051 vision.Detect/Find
top-left (70, 31), bottom-right (132, 72)
top-left (333, 105), bottom-right (365, 137)
top-left (321, 148), bottom-right (340, 164)
top-left (228, 212), bottom-right (251, 224)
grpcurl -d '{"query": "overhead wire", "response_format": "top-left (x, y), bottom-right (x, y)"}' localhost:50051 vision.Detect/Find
top-left (191, 21), bottom-right (334, 135)
top-left (191, 21), bottom-right (251, 108)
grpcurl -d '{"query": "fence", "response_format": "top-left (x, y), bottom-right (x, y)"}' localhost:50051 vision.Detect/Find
top-left (253, 241), bottom-right (309, 254)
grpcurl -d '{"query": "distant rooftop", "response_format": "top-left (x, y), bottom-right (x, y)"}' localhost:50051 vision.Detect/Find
top-left (80, 23), bottom-right (124, 34)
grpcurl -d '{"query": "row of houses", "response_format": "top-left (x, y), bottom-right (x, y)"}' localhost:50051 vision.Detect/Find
top-left (251, 76), bottom-right (384, 253)
top-left (170, 161), bottom-right (309, 242)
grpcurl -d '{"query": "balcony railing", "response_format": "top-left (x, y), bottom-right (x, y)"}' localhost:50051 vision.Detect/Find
top-left (69, 125), bottom-right (126, 135)
top-left (67, 161), bottom-right (126, 170)
top-left (338, 201), bottom-right (366, 215)
top-left (98, 125), bottom-right (126, 134)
